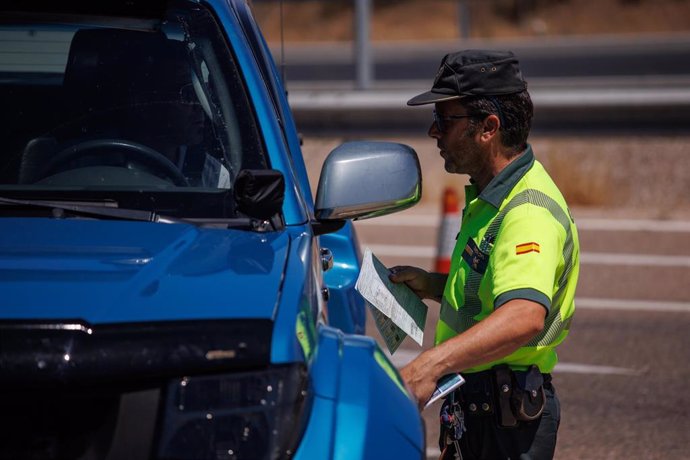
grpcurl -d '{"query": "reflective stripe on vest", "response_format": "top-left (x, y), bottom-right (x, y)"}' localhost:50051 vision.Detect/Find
top-left (439, 188), bottom-right (576, 348)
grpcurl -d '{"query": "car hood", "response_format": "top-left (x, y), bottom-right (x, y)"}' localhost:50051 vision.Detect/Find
top-left (0, 218), bottom-right (289, 324)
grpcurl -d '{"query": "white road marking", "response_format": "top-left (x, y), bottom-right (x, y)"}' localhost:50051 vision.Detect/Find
top-left (427, 447), bottom-right (442, 458)
top-left (356, 214), bottom-right (444, 227)
top-left (386, 349), bottom-right (639, 376)
top-left (575, 218), bottom-right (690, 233)
top-left (365, 244), bottom-right (690, 267)
top-left (367, 244), bottom-right (436, 258)
top-left (576, 297), bottom-right (690, 312)
top-left (579, 252), bottom-right (690, 267)
top-left (553, 363), bottom-right (641, 376)
top-left (356, 215), bottom-right (690, 233)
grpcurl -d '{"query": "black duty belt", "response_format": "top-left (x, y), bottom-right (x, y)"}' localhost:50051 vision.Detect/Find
top-left (456, 365), bottom-right (551, 426)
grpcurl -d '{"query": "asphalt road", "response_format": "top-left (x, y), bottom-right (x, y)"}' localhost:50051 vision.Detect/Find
top-left (352, 205), bottom-right (690, 459)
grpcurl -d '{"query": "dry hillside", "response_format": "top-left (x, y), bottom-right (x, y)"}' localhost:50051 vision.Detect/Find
top-left (252, 0), bottom-right (690, 42)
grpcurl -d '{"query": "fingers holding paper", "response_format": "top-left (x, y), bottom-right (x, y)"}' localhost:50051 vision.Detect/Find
top-left (389, 266), bottom-right (448, 302)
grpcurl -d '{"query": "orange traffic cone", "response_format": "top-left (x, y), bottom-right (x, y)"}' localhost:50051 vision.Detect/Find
top-left (435, 187), bottom-right (460, 273)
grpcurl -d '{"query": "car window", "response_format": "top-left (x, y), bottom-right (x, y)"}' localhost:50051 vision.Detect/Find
top-left (0, 0), bottom-right (269, 218)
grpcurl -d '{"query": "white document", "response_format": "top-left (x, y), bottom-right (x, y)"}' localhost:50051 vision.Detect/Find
top-left (355, 247), bottom-right (428, 352)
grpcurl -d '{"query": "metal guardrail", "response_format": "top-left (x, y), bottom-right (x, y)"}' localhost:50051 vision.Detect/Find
top-left (287, 77), bottom-right (690, 134)
top-left (274, 34), bottom-right (690, 133)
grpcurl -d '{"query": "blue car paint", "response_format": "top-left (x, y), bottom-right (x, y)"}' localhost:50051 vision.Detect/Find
top-left (321, 222), bottom-right (367, 335)
top-left (0, 218), bottom-right (288, 323)
top-left (299, 326), bottom-right (425, 460)
top-left (212, 0), bottom-right (368, 334)
top-left (227, 0), bottom-right (369, 335)
top-left (231, 0), bottom-right (316, 216)
top-left (270, 229), bottom-right (319, 364)
top-left (0, 0), bottom-right (424, 457)
top-left (209, 0), bottom-right (306, 226)
top-left (216, 1), bottom-right (422, 446)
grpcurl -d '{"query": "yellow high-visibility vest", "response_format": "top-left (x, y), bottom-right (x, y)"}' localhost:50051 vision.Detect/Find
top-left (436, 145), bottom-right (580, 373)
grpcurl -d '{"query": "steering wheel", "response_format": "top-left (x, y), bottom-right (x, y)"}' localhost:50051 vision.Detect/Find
top-left (40, 139), bottom-right (189, 186)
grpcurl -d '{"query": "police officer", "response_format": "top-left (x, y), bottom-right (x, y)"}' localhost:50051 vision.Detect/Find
top-left (389, 50), bottom-right (580, 459)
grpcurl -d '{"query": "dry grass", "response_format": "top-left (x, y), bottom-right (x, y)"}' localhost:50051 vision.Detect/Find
top-left (540, 152), bottom-right (613, 207)
top-left (252, 0), bottom-right (690, 43)
top-left (533, 136), bottom-right (690, 218)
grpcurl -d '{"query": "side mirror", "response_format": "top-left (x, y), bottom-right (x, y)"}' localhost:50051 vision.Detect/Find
top-left (314, 141), bottom-right (422, 223)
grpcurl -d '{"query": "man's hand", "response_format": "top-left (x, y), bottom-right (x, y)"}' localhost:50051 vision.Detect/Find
top-left (389, 266), bottom-right (447, 302)
top-left (400, 350), bottom-right (442, 410)
top-left (399, 299), bottom-right (547, 410)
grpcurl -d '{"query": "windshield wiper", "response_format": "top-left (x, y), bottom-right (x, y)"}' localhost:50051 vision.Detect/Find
top-left (0, 196), bottom-right (185, 224)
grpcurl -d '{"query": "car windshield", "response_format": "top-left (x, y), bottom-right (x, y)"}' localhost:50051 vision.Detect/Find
top-left (0, 1), bottom-right (269, 219)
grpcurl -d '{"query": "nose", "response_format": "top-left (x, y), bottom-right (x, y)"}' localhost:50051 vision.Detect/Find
top-left (428, 120), bottom-right (441, 139)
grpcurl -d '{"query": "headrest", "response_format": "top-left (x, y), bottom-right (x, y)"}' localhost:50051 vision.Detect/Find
top-left (63, 28), bottom-right (189, 108)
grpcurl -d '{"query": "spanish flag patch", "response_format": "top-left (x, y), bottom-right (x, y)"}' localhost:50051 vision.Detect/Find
top-left (516, 242), bottom-right (540, 255)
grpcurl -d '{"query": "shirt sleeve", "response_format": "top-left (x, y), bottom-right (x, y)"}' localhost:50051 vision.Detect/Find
top-left (488, 204), bottom-right (563, 311)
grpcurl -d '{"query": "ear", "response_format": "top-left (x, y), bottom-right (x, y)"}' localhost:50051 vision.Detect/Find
top-left (478, 114), bottom-right (501, 143)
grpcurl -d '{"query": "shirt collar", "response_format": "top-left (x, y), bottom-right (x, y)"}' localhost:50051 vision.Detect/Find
top-left (478, 144), bottom-right (535, 208)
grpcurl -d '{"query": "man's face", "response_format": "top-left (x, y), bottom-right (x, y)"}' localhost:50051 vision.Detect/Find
top-left (428, 99), bottom-right (485, 176)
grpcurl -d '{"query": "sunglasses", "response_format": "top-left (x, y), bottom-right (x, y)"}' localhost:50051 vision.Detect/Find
top-left (432, 110), bottom-right (482, 132)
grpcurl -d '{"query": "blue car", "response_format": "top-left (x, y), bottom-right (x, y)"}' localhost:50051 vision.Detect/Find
top-left (0, 1), bottom-right (425, 459)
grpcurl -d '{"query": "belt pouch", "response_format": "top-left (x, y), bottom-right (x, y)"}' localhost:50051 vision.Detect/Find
top-left (493, 365), bottom-right (517, 427)
top-left (460, 373), bottom-right (494, 417)
top-left (511, 365), bottom-right (545, 421)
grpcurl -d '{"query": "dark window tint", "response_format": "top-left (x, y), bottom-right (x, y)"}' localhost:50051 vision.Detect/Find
top-left (0, 1), bottom-right (268, 217)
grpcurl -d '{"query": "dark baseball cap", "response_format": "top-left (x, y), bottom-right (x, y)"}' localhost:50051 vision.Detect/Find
top-left (407, 50), bottom-right (527, 106)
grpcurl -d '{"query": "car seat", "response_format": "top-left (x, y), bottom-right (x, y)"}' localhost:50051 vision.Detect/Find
top-left (18, 28), bottom-right (185, 183)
